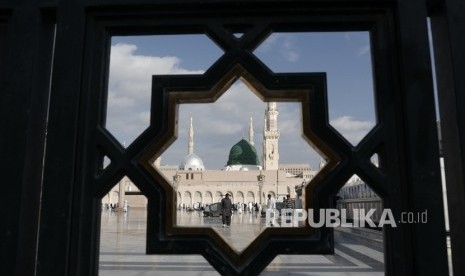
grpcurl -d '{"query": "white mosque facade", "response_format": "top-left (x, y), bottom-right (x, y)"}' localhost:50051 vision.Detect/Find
top-left (103, 102), bottom-right (320, 209)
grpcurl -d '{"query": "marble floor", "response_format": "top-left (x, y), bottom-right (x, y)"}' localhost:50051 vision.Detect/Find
top-left (99, 208), bottom-right (385, 275)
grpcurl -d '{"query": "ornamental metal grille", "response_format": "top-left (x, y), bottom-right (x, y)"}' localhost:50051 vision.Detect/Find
top-left (1, 1), bottom-right (463, 276)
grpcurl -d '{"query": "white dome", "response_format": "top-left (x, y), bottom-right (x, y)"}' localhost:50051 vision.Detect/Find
top-left (180, 153), bottom-right (205, 171)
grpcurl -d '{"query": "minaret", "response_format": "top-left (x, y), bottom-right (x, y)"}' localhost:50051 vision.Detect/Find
top-left (263, 102), bottom-right (280, 170)
top-left (249, 115), bottom-right (254, 146)
top-left (188, 116), bottom-right (194, 155)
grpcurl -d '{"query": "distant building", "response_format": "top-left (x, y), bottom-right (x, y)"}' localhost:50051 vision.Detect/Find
top-left (102, 102), bottom-right (318, 208)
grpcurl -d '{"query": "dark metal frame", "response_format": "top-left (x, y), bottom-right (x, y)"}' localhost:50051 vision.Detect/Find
top-left (1, 0), bottom-right (463, 276)
top-left (427, 1), bottom-right (465, 275)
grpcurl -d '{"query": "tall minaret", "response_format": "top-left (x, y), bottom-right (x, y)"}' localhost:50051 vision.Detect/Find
top-left (249, 115), bottom-right (254, 146)
top-left (188, 116), bottom-right (194, 155)
top-left (263, 102), bottom-right (280, 170)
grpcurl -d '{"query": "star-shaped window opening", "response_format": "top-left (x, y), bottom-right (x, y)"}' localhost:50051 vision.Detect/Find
top-left (139, 62), bottom-right (340, 273)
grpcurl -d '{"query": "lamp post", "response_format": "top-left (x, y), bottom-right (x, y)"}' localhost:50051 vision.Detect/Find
top-left (257, 171), bottom-right (265, 204)
top-left (173, 173), bottom-right (181, 209)
top-left (117, 178), bottom-right (125, 212)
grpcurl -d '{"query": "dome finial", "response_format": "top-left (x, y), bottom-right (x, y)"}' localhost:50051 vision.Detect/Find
top-left (188, 115), bottom-right (194, 155)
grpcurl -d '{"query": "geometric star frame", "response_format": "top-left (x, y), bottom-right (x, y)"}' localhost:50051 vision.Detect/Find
top-left (140, 63), bottom-right (338, 274)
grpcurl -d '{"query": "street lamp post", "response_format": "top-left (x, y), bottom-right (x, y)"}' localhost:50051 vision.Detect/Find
top-left (257, 171), bottom-right (265, 205)
top-left (173, 173), bottom-right (181, 209)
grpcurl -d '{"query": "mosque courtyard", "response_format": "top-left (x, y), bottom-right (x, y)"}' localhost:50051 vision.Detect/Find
top-left (99, 208), bottom-right (385, 275)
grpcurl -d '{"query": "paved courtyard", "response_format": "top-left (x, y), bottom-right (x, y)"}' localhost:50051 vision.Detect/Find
top-left (99, 208), bottom-right (385, 275)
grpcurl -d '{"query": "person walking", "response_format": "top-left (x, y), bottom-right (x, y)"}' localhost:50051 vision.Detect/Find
top-left (266, 194), bottom-right (276, 226)
top-left (221, 193), bottom-right (233, 228)
top-left (284, 194), bottom-right (295, 224)
top-left (237, 202), bottom-right (243, 214)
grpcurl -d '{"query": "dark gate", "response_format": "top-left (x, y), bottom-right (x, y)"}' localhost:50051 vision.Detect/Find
top-left (1, 0), bottom-right (464, 276)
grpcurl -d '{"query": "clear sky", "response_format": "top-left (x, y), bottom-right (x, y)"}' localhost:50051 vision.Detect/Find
top-left (107, 32), bottom-right (376, 169)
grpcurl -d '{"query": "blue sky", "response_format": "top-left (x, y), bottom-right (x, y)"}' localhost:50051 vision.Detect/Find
top-left (107, 32), bottom-right (376, 169)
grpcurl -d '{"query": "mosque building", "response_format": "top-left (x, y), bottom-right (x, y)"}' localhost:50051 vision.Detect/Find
top-left (103, 102), bottom-right (319, 209)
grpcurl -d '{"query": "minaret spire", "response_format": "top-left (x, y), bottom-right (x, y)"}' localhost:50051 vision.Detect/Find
top-left (188, 116), bottom-right (194, 155)
top-left (249, 114), bottom-right (254, 146)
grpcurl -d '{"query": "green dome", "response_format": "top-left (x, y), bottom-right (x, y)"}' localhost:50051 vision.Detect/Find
top-left (227, 139), bottom-right (260, 166)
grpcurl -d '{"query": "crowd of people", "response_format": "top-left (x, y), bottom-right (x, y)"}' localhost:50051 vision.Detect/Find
top-left (177, 201), bottom-right (261, 212)
top-left (174, 194), bottom-right (296, 228)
